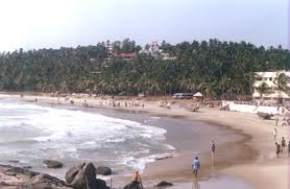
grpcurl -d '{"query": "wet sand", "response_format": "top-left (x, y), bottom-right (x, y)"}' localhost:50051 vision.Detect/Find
top-left (0, 93), bottom-right (289, 189)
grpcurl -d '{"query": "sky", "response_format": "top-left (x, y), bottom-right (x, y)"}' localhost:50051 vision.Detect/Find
top-left (0, 0), bottom-right (288, 51)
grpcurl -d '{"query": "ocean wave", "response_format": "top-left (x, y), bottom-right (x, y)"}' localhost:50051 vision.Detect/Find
top-left (0, 100), bottom-right (173, 172)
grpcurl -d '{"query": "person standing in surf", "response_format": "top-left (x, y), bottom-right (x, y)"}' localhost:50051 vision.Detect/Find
top-left (192, 156), bottom-right (201, 178)
top-left (211, 140), bottom-right (216, 160)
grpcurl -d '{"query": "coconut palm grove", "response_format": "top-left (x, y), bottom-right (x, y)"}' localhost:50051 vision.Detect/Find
top-left (0, 39), bottom-right (289, 98)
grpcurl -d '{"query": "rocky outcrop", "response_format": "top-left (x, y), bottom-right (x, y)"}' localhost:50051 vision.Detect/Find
top-left (123, 181), bottom-right (143, 189)
top-left (65, 162), bottom-right (110, 189)
top-left (43, 160), bottom-right (64, 168)
top-left (0, 164), bottom-right (72, 189)
top-left (96, 166), bottom-right (112, 176)
top-left (28, 174), bottom-right (71, 188)
top-left (4, 166), bottom-right (38, 177)
top-left (156, 181), bottom-right (173, 187)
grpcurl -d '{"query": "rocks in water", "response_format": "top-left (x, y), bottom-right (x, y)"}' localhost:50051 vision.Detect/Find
top-left (156, 181), bottom-right (173, 187)
top-left (43, 160), bottom-right (63, 168)
top-left (0, 164), bottom-right (72, 189)
top-left (5, 166), bottom-right (38, 177)
top-left (96, 166), bottom-right (112, 176)
top-left (123, 181), bottom-right (143, 189)
top-left (8, 160), bottom-right (20, 164)
top-left (65, 162), bottom-right (110, 189)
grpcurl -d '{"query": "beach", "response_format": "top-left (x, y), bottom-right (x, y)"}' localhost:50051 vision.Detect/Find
top-left (0, 92), bottom-right (288, 189)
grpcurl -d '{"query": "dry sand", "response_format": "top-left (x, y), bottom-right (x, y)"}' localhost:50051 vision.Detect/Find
top-left (0, 92), bottom-right (289, 189)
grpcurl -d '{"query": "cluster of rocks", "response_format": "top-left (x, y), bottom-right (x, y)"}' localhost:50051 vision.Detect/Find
top-left (0, 162), bottom-right (173, 189)
top-left (0, 162), bottom-right (111, 189)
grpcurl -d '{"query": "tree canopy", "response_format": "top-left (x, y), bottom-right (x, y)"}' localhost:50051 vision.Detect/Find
top-left (0, 39), bottom-right (289, 98)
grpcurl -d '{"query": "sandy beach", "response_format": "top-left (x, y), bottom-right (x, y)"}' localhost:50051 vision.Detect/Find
top-left (0, 92), bottom-right (289, 189)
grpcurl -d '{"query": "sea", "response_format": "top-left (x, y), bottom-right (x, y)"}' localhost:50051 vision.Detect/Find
top-left (0, 99), bottom-right (174, 177)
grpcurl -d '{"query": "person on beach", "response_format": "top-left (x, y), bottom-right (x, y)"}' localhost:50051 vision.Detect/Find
top-left (211, 140), bottom-right (216, 154)
top-left (288, 141), bottom-right (290, 157)
top-left (281, 137), bottom-right (286, 152)
top-left (272, 128), bottom-right (277, 141)
top-left (132, 171), bottom-right (143, 189)
top-left (192, 156), bottom-right (201, 178)
top-left (275, 142), bottom-right (281, 157)
top-left (211, 140), bottom-right (216, 162)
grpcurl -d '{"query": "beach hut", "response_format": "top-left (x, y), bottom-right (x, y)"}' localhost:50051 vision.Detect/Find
top-left (193, 92), bottom-right (204, 101)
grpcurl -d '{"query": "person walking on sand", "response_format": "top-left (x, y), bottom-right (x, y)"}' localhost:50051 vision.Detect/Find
top-left (275, 142), bottom-right (281, 157)
top-left (281, 137), bottom-right (286, 152)
top-left (192, 156), bottom-right (201, 178)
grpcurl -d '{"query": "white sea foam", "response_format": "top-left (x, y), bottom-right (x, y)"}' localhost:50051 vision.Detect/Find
top-left (0, 100), bottom-right (173, 171)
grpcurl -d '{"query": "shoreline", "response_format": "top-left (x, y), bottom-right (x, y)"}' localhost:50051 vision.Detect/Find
top-left (0, 92), bottom-right (289, 189)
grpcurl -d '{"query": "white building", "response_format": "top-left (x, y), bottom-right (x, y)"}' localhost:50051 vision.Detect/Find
top-left (140, 41), bottom-right (176, 60)
top-left (252, 71), bottom-right (290, 99)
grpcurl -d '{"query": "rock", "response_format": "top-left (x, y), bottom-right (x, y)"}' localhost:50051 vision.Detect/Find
top-left (156, 181), bottom-right (173, 187)
top-left (65, 162), bottom-right (109, 189)
top-left (29, 173), bottom-right (72, 188)
top-left (43, 160), bottom-right (63, 168)
top-left (96, 166), bottom-right (112, 176)
top-left (0, 164), bottom-right (72, 189)
top-left (8, 160), bottom-right (19, 163)
top-left (23, 166), bottom-right (32, 169)
top-left (123, 181), bottom-right (143, 189)
top-left (5, 166), bottom-right (38, 178)
top-left (154, 153), bottom-right (173, 161)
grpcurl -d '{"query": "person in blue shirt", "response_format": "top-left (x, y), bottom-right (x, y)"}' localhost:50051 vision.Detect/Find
top-left (192, 156), bottom-right (200, 178)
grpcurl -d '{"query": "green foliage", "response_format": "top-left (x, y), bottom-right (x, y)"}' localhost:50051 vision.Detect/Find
top-left (276, 73), bottom-right (290, 92)
top-left (0, 39), bottom-right (289, 98)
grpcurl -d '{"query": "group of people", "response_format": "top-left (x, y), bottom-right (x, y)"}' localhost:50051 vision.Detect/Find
top-left (275, 136), bottom-right (290, 157)
top-left (273, 128), bottom-right (290, 157)
top-left (97, 99), bottom-right (145, 109)
top-left (129, 140), bottom-right (215, 188)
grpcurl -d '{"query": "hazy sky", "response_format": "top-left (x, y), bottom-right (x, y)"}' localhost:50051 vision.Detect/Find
top-left (0, 0), bottom-right (287, 51)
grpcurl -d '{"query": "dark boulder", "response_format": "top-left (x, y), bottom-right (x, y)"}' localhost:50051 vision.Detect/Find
top-left (156, 181), bottom-right (173, 187)
top-left (5, 166), bottom-right (38, 177)
top-left (124, 181), bottom-right (143, 189)
top-left (65, 162), bottom-right (109, 189)
top-left (43, 160), bottom-right (63, 168)
top-left (96, 166), bottom-right (112, 176)
top-left (30, 174), bottom-right (66, 186)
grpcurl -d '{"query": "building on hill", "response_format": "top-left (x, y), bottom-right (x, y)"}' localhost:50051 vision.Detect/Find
top-left (140, 41), bottom-right (176, 60)
top-left (252, 71), bottom-right (290, 100)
